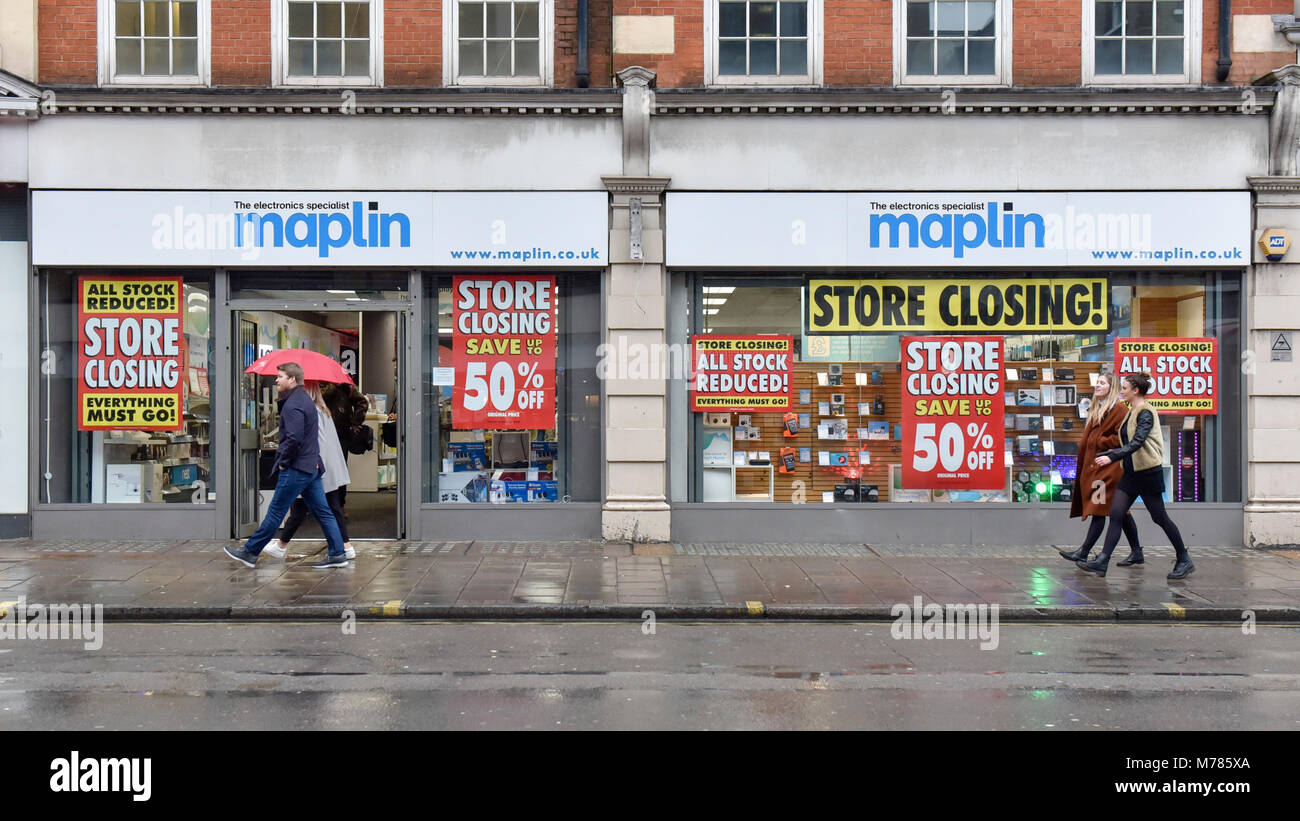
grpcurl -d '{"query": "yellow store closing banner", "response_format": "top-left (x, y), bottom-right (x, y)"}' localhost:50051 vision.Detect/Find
top-left (807, 278), bottom-right (1109, 333)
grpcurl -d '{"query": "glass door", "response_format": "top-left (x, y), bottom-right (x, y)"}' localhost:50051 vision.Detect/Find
top-left (235, 314), bottom-right (265, 537)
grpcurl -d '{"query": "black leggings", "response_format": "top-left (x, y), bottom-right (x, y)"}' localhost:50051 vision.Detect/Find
top-left (1080, 512), bottom-right (1140, 553)
top-left (278, 487), bottom-right (349, 544)
top-left (1099, 469), bottom-right (1187, 561)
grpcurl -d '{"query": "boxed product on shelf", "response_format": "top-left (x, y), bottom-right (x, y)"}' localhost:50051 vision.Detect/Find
top-left (166, 463), bottom-right (199, 487)
top-left (447, 442), bottom-right (487, 471)
top-left (527, 480), bottom-right (559, 502)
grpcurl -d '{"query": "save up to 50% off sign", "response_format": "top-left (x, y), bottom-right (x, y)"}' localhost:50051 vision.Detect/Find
top-left (453, 276), bottom-right (556, 430)
top-left (902, 337), bottom-right (1005, 490)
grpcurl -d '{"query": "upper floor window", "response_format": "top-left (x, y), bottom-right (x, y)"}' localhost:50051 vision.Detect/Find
top-left (1084, 0), bottom-right (1199, 84)
top-left (274, 0), bottom-right (383, 85)
top-left (706, 0), bottom-right (823, 86)
top-left (894, 0), bottom-right (1011, 85)
top-left (100, 0), bottom-right (209, 85)
top-left (445, 1), bottom-right (552, 86)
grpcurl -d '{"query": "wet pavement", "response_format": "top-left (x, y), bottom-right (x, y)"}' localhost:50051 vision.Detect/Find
top-left (1, 539), bottom-right (1298, 621)
top-left (2, 622), bottom-right (1298, 730)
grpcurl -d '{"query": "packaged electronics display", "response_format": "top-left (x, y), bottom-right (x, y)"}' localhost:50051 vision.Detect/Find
top-left (783, 412), bottom-right (799, 436)
top-left (780, 447), bottom-right (797, 473)
top-left (696, 357), bottom-right (1123, 505)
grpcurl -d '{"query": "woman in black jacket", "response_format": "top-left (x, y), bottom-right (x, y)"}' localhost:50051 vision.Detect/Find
top-left (1075, 372), bottom-right (1194, 580)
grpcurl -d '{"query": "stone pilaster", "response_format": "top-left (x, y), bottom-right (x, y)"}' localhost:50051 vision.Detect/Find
top-left (601, 66), bottom-right (671, 541)
top-left (1245, 175), bottom-right (1300, 546)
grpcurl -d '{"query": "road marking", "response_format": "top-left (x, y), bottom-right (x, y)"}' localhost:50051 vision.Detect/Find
top-left (0, 601), bottom-right (18, 618)
top-left (745, 601), bottom-right (764, 615)
top-left (1162, 602), bottom-right (1186, 619)
top-left (383, 600), bottom-right (402, 616)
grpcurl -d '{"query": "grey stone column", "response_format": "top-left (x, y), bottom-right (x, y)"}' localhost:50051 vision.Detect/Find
top-left (1245, 176), bottom-right (1300, 547)
top-left (601, 66), bottom-right (672, 541)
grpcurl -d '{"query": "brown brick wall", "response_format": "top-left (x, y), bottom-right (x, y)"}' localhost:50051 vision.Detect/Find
top-left (1014, 1), bottom-right (1082, 85)
top-left (38, 0), bottom-right (97, 84)
top-left (557, 0), bottom-right (616, 87)
top-left (823, 1), bottom-right (892, 85)
top-left (211, 0), bottom-right (271, 85)
top-left (37, 0), bottom-right (1300, 90)
top-left (1205, 1), bottom-right (1296, 85)
top-left (385, 0), bottom-right (440, 86)
top-left (611, 0), bottom-right (704, 88)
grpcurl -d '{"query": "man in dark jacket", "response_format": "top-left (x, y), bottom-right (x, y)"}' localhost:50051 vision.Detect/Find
top-left (224, 362), bottom-right (348, 569)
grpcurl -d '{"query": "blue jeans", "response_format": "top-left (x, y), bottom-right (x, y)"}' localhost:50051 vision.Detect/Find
top-left (245, 467), bottom-right (345, 558)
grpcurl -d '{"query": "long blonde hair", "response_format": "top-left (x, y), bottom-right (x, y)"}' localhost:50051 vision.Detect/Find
top-left (303, 381), bottom-right (329, 413)
top-left (1086, 371), bottom-right (1121, 427)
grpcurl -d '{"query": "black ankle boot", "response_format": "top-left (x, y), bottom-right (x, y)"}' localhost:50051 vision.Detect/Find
top-left (1059, 546), bottom-right (1089, 562)
top-left (1117, 549), bottom-right (1144, 567)
top-left (1076, 555), bottom-right (1110, 577)
top-left (1167, 558), bottom-right (1195, 580)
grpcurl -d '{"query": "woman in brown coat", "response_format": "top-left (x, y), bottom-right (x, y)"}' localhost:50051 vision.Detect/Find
top-left (1057, 372), bottom-right (1142, 565)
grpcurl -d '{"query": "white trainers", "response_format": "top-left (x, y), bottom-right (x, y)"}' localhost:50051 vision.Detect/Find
top-left (344, 543), bottom-right (356, 560)
top-left (262, 539), bottom-right (286, 559)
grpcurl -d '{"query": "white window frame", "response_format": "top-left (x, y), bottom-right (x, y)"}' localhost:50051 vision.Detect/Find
top-left (443, 0), bottom-right (554, 87)
top-left (893, 0), bottom-right (1012, 86)
top-left (704, 0), bottom-right (824, 87)
top-left (272, 0), bottom-right (384, 87)
top-left (1083, 0), bottom-right (1200, 86)
top-left (98, 0), bottom-right (211, 86)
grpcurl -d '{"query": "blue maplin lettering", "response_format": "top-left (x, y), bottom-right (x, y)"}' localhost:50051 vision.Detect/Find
top-left (869, 202), bottom-right (1046, 258)
top-left (235, 201), bottom-right (411, 257)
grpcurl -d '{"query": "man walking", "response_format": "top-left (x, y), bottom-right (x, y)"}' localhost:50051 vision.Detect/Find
top-left (224, 362), bottom-right (349, 569)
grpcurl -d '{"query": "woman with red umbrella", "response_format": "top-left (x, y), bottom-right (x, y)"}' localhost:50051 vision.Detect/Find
top-left (262, 380), bottom-right (355, 559)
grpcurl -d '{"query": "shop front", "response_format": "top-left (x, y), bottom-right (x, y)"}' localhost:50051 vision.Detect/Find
top-left (28, 190), bottom-right (607, 541)
top-left (666, 191), bottom-right (1250, 547)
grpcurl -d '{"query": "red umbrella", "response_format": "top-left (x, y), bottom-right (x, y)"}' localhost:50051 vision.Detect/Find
top-left (244, 349), bottom-right (354, 385)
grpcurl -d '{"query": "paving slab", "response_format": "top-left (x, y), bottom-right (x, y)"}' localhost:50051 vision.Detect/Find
top-left (0, 538), bottom-right (1298, 621)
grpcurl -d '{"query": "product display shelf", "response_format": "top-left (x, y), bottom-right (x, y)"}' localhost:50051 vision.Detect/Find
top-left (350, 419), bottom-right (395, 492)
top-left (724, 361), bottom-right (902, 503)
top-left (1002, 360), bottom-right (1099, 503)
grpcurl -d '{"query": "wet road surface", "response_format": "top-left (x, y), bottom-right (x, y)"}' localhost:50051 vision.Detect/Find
top-left (2, 622), bottom-right (1298, 730)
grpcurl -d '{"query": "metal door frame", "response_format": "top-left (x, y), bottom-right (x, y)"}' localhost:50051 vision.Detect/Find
top-left (222, 289), bottom-right (415, 540)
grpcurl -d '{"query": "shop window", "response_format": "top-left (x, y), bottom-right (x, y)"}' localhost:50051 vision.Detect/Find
top-left (101, 0), bottom-right (209, 85)
top-left (688, 273), bottom-right (1240, 505)
top-left (1084, 0), bottom-right (1198, 85)
top-left (422, 275), bottom-right (600, 503)
top-left (707, 0), bottom-right (822, 86)
top-left (38, 271), bottom-right (214, 505)
top-left (895, 0), bottom-right (1011, 85)
top-left (446, 0), bottom-right (551, 86)
top-left (275, 0), bottom-right (382, 85)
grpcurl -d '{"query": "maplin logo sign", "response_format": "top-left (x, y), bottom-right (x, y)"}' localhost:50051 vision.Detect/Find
top-left (869, 201), bottom-right (1047, 259)
top-left (867, 199), bottom-right (1155, 258)
top-left (151, 199), bottom-right (412, 259)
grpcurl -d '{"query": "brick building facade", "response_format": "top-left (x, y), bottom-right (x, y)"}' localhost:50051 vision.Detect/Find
top-left (3, 4), bottom-right (1300, 548)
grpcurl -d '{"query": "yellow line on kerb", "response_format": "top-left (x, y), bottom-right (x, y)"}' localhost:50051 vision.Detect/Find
top-left (745, 601), bottom-right (765, 615)
top-left (1162, 602), bottom-right (1186, 619)
top-left (382, 600), bottom-right (402, 616)
top-left (0, 601), bottom-right (17, 618)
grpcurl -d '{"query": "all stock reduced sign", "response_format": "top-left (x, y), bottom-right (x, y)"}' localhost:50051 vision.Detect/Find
top-left (1114, 337), bottom-right (1218, 414)
top-left (902, 336), bottom-right (1005, 490)
top-left (691, 336), bottom-right (793, 411)
top-left (452, 275), bottom-right (557, 430)
top-left (77, 276), bottom-right (185, 431)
